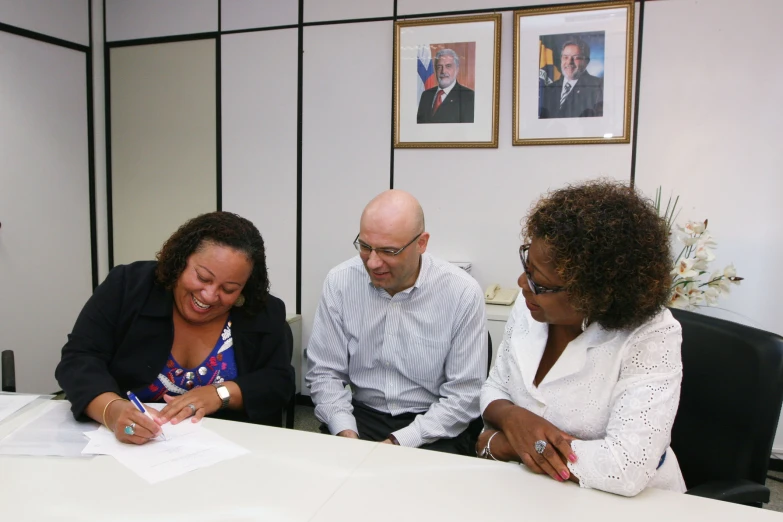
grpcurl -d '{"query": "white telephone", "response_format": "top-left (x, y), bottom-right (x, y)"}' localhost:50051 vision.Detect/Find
top-left (484, 284), bottom-right (519, 306)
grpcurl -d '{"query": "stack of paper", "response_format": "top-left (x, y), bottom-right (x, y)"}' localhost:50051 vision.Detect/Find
top-left (82, 419), bottom-right (249, 483)
top-left (0, 400), bottom-right (95, 458)
top-left (0, 393), bottom-right (41, 423)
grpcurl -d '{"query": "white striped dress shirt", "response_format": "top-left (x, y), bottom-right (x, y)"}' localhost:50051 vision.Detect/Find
top-left (306, 253), bottom-right (487, 447)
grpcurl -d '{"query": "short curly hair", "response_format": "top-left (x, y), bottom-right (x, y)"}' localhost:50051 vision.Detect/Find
top-left (523, 180), bottom-right (672, 330)
top-left (155, 211), bottom-right (270, 315)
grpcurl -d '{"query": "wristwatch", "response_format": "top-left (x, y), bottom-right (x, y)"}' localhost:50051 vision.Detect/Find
top-left (213, 383), bottom-right (230, 410)
top-left (477, 429), bottom-right (499, 460)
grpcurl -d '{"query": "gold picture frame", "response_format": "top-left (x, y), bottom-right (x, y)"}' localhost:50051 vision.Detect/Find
top-left (512, 1), bottom-right (635, 146)
top-left (394, 14), bottom-right (501, 148)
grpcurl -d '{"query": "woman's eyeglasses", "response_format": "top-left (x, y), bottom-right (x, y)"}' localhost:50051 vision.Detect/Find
top-left (519, 244), bottom-right (566, 295)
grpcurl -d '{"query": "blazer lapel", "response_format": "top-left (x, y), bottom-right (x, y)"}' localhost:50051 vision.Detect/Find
top-left (515, 317), bottom-right (549, 402)
top-left (229, 308), bottom-right (274, 375)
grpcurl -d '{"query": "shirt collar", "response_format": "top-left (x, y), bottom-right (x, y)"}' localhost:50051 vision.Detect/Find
top-left (438, 81), bottom-right (456, 97)
top-left (410, 253), bottom-right (431, 290)
top-left (362, 253), bottom-right (432, 296)
top-left (516, 308), bottom-right (619, 391)
top-left (541, 322), bottom-right (618, 385)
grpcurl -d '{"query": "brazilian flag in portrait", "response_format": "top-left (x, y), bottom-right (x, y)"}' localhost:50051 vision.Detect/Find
top-left (539, 40), bottom-right (561, 114)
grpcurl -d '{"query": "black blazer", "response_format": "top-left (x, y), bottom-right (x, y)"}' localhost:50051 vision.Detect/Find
top-left (55, 261), bottom-right (295, 426)
top-left (539, 72), bottom-right (604, 119)
top-left (416, 82), bottom-right (475, 124)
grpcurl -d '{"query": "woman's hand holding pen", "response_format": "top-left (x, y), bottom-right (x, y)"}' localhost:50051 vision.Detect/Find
top-left (107, 400), bottom-right (163, 445)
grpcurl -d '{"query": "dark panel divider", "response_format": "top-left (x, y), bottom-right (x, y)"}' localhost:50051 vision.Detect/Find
top-left (103, 0), bottom-right (114, 269)
top-left (389, 1), bottom-right (397, 189)
top-left (216, 0), bottom-right (223, 210)
top-left (296, 0), bottom-right (304, 315)
top-left (629, 0), bottom-right (646, 188)
top-left (0, 21), bottom-right (88, 51)
top-left (106, 32), bottom-right (218, 48)
top-left (87, 1), bottom-right (98, 289)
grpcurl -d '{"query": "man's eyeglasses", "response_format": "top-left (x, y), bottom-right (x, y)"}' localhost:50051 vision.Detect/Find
top-left (354, 233), bottom-right (422, 258)
top-left (519, 244), bottom-right (566, 295)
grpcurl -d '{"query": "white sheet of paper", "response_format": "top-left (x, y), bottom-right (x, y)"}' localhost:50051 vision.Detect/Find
top-left (0, 401), bottom-right (96, 458)
top-left (83, 413), bottom-right (201, 448)
top-left (142, 402), bottom-right (202, 440)
top-left (0, 394), bottom-right (40, 423)
top-left (82, 422), bottom-right (249, 483)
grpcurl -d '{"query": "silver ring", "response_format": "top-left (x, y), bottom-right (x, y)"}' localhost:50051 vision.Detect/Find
top-left (534, 440), bottom-right (547, 455)
top-left (124, 423), bottom-right (136, 436)
top-left (188, 404), bottom-right (196, 414)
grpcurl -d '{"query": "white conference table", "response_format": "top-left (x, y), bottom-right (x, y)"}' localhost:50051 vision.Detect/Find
top-left (0, 400), bottom-right (779, 522)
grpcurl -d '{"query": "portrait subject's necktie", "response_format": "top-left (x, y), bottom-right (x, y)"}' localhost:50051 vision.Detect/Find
top-left (560, 82), bottom-right (572, 106)
top-left (432, 90), bottom-right (446, 114)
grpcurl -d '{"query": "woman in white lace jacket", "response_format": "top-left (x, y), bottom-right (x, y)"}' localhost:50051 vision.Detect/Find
top-left (478, 181), bottom-right (686, 496)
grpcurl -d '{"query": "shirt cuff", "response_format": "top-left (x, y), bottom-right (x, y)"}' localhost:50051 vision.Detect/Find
top-left (390, 425), bottom-right (424, 448)
top-left (566, 440), bottom-right (591, 490)
top-left (327, 412), bottom-right (358, 436)
top-left (479, 387), bottom-right (513, 415)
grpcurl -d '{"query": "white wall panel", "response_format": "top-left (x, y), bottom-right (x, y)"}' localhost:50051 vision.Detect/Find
top-left (304, 0), bottom-right (392, 23)
top-left (397, 0), bottom-right (605, 16)
top-left (106, 0), bottom-right (217, 42)
top-left (222, 29), bottom-right (298, 313)
top-left (110, 40), bottom-right (217, 265)
top-left (634, 0), bottom-right (783, 450)
top-left (0, 0), bottom-right (89, 45)
top-left (0, 33), bottom-right (92, 393)
top-left (394, 9), bottom-right (632, 294)
top-left (301, 21), bottom-right (393, 392)
top-left (222, 0), bottom-right (298, 31)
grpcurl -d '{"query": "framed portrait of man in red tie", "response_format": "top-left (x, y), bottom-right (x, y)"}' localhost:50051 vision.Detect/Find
top-left (512, 1), bottom-right (635, 146)
top-left (394, 14), bottom-right (501, 148)
top-left (415, 43), bottom-right (476, 125)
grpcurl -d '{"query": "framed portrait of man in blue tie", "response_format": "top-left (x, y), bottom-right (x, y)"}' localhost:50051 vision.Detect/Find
top-left (513, 1), bottom-right (634, 146)
top-left (394, 14), bottom-right (501, 148)
top-left (538, 32), bottom-right (605, 120)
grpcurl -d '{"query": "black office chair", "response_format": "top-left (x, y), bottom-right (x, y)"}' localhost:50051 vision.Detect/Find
top-left (669, 307), bottom-right (783, 507)
top-left (467, 332), bottom-right (493, 450)
top-left (486, 331), bottom-right (493, 377)
top-left (2, 350), bottom-right (16, 392)
top-left (283, 322), bottom-right (296, 429)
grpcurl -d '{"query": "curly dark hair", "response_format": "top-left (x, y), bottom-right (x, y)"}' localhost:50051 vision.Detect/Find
top-left (523, 180), bottom-right (672, 330)
top-left (155, 211), bottom-right (269, 315)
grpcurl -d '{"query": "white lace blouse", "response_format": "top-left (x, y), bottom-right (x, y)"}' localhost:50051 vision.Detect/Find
top-left (481, 295), bottom-right (687, 496)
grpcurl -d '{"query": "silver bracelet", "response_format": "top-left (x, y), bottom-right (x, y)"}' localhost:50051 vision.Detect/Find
top-left (481, 431), bottom-right (500, 461)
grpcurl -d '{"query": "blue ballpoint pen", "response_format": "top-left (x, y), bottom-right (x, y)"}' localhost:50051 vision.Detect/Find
top-left (126, 391), bottom-right (168, 441)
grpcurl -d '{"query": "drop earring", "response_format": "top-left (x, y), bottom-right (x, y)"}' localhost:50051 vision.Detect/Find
top-left (581, 317), bottom-right (589, 332)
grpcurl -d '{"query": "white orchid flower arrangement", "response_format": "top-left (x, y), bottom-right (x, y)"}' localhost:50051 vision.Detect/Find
top-left (655, 188), bottom-right (743, 310)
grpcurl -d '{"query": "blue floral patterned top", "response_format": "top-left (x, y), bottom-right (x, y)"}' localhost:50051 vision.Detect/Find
top-left (134, 317), bottom-right (237, 402)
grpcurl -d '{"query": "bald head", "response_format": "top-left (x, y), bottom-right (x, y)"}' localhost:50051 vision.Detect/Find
top-left (360, 190), bottom-right (425, 237)
top-left (357, 190), bottom-right (429, 295)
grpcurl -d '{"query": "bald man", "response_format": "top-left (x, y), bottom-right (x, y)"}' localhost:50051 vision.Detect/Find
top-left (306, 190), bottom-right (487, 455)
